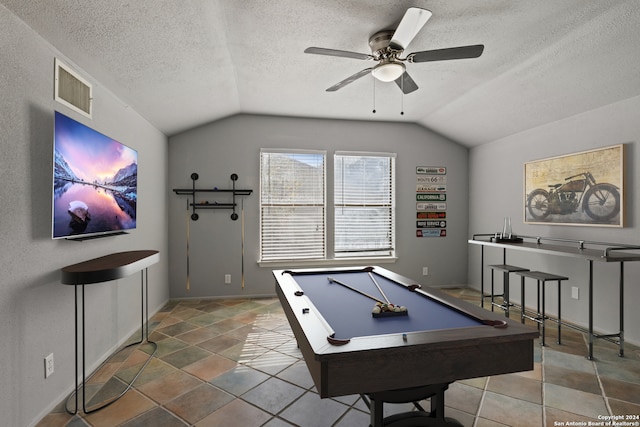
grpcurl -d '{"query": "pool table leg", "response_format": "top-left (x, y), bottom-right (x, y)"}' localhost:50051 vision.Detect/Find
top-left (363, 384), bottom-right (464, 427)
top-left (366, 395), bottom-right (384, 427)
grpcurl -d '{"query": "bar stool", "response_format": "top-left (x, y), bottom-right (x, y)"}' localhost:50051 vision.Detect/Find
top-left (515, 270), bottom-right (569, 346)
top-left (486, 264), bottom-right (529, 317)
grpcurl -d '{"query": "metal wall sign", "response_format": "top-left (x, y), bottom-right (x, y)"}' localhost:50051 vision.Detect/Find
top-left (417, 175), bottom-right (446, 183)
top-left (417, 212), bottom-right (446, 219)
top-left (416, 229), bottom-right (447, 237)
top-left (417, 184), bottom-right (446, 192)
top-left (416, 220), bottom-right (446, 228)
top-left (416, 193), bottom-right (446, 201)
top-left (416, 167), bottom-right (447, 237)
top-left (416, 166), bottom-right (446, 175)
top-left (416, 202), bottom-right (446, 211)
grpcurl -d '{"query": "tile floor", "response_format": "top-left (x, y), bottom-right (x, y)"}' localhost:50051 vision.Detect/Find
top-left (37, 288), bottom-right (640, 427)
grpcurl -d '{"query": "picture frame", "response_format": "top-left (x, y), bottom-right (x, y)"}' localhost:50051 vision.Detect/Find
top-left (524, 144), bottom-right (624, 227)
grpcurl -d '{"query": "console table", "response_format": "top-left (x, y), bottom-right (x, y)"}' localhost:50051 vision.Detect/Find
top-left (469, 235), bottom-right (640, 359)
top-left (61, 250), bottom-right (159, 414)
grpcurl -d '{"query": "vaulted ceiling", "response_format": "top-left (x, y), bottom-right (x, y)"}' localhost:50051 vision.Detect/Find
top-left (3, 0), bottom-right (639, 146)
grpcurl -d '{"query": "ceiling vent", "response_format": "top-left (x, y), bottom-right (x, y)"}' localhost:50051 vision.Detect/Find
top-left (54, 58), bottom-right (92, 118)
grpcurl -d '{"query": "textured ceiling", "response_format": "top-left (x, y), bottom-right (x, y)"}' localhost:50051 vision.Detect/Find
top-left (3, 0), bottom-right (639, 146)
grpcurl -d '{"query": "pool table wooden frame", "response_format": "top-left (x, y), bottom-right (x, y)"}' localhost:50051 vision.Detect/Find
top-left (274, 266), bottom-right (539, 399)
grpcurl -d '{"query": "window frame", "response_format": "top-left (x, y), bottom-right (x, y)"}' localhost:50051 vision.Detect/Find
top-left (258, 149), bottom-right (397, 266)
top-left (334, 151), bottom-right (396, 259)
top-left (259, 149), bottom-right (327, 262)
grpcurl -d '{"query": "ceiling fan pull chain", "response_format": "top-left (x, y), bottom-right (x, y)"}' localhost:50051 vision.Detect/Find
top-left (372, 78), bottom-right (376, 114)
top-left (400, 77), bottom-right (404, 115)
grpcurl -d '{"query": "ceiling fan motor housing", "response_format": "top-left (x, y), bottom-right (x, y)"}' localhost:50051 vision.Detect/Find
top-left (369, 30), bottom-right (402, 60)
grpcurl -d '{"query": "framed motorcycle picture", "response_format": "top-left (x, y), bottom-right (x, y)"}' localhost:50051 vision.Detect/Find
top-left (524, 144), bottom-right (624, 227)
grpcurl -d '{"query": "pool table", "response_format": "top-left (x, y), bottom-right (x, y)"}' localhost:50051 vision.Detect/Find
top-left (274, 266), bottom-right (538, 427)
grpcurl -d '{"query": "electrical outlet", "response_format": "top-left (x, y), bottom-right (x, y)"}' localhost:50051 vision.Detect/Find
top-left (44, 353), bottom-right (54, 378)
top-left (422, 267), bottom-right (429, 276)
top-left (571, 287), bottom-right (579, 300)
top-left (224, 274), bottom-right (231, 284)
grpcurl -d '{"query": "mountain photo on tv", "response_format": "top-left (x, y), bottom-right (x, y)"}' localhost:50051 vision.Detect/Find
top-left (52, 111), bottom-right (138, 239)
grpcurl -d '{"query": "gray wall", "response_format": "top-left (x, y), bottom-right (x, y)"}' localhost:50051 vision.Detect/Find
top-left (6, 1), bottom-right (639, 423)
top-left (467, 94), bottom-right (640, 346)
top-left (168, 114), bottom-right (469, 298)
top-left (0, 6), bottom-right (169, 426)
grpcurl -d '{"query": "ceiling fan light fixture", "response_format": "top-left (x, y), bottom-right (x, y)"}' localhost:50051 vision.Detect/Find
top-left (371, 61), bottom-right (405, 82)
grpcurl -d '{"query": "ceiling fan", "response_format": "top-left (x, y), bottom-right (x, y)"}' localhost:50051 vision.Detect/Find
top-left (304, 7), bottom-right (484, 94)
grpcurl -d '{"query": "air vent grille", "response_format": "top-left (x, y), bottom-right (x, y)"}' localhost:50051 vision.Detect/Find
top-left (54, 58), bottom-right (92, 118)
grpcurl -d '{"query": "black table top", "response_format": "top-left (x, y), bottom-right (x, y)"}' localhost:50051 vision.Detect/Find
top-left (61, 250), bottom-right (159, 285)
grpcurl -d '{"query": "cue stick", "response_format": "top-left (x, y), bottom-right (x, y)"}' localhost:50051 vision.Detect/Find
top-left (185, 199), bottom-right (190, 293)
top-left (327, 276), bottom-right (385, 304)
top-left (368, 272), bottom-right (390, 304)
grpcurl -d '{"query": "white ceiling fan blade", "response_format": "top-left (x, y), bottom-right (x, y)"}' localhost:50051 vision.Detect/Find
top-left (390, 7), bottom-right (432, 50)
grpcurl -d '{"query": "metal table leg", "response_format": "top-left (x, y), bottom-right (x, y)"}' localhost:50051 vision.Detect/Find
top-left (588, 260), bottom-right (594, 360)
top-left (66, 268), bottom-right (157, 414)
top-left (619, 262), bottom-right (624, 357)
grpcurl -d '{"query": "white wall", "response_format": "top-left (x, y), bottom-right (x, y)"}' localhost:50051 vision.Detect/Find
top-left (168, 114), bottom-right (470, 298)
top-left (467, 95), bottom-right (640, 346)
top-left (0, 6), bottom-right (169, 426)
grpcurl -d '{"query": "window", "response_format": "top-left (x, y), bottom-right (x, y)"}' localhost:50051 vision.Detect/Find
top-left (260, 150), bottom-right (326, 261)
top-left (335, 152), bottom-right (395, 258)
top-left (260, 149), bottom-right (395, 262)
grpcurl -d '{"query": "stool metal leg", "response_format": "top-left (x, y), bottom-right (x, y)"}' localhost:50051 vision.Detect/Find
top-left (490, 269), bottom-right (495, 312)
top-left (540, 279), bottom-right (546, 347)
top-left (480, 246), bottom-right (485, 308)
top-left (619, 262), bottom-right (624, 357)
top-left (557, 279), bottom-right (562, 345)
top-left (588, 260), bottom-right (594, 360)
top-left (503, 271), bottom-right (510, 318)
top-left (520, 276), bottom-right (525, 324)
top-left (536, 280), bottom-right (541, 332)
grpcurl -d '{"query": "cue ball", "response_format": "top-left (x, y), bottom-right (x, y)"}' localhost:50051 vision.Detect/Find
top-left (372, 306), bottom-right (381, 314)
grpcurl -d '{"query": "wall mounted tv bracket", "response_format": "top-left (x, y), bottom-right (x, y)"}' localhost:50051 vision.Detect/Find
top-left (173, 173), bottom-right (252, 220)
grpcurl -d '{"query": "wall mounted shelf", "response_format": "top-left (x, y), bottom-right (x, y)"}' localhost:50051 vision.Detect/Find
top-left (173, 173), bottom-right (252, 220)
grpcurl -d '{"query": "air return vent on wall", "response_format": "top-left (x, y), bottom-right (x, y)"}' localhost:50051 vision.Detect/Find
top-left (54, 58), bottom-right (92, 118)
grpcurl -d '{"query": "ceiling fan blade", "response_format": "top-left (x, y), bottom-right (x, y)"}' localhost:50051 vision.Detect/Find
top-left (304, 47), bottom-right (373, 60)
top-left (390, 7), bottom-right (432, 50)
top-left (394, 71), bottom-right (419, 94)
top-left (326, 68), bottom-right (373, 92)
top-left (408, 44), bottom-right (485, 63)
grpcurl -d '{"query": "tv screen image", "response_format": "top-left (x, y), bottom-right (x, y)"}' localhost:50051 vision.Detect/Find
top-left (52, 111), bottom-right (138, 239)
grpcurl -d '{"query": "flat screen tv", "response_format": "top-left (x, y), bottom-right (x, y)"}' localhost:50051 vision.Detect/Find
top-left (52, 111), bottom-right (138, 239)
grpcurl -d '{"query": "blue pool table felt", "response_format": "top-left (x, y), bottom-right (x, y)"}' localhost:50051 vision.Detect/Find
top-left (292, 271), bottom-right (483, 341)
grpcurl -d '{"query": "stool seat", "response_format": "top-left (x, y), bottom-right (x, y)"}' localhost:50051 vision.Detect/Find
top-left (488, 264), bottom-right (530, 273)
top-left (516, 270), bottom-right (569, 346)
top-left (486, 264), bottom-right (529, 316)
top-left (516, 271), bottom-right (569, 282)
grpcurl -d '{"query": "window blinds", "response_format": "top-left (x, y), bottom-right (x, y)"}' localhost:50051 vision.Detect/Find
top-left (334, 152), bottom-right (395, 257)
top-left (260, 150), bottom-right (326, 261)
